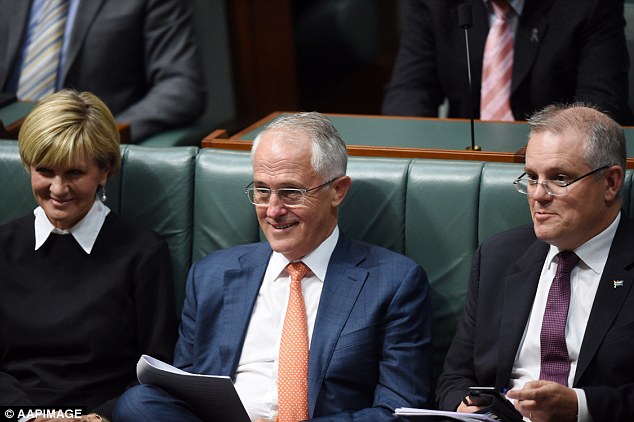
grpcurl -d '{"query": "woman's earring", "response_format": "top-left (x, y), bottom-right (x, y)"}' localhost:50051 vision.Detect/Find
top-left (100, 185), bottom-right (107, 202)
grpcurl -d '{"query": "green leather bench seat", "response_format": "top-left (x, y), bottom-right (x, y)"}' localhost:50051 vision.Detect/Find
top-left (3, 144), bottom-right (632, 382)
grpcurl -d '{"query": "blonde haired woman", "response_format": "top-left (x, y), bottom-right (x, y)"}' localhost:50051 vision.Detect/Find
top-left (0, 90), bottom-right (177, 421)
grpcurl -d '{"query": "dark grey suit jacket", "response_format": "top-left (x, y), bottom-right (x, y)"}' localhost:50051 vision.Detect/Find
top-left (436, 217), bottom-right (634, 421)
top-left (0, 0), bottom-right (206, 141)
top-left (382, 0), bottom-right (633, 125)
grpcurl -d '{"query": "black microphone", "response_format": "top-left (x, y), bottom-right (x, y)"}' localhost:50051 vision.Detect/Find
top-left (458, 4), bottom-right (481, 151)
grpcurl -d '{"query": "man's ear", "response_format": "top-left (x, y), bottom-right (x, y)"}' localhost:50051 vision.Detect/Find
top-left (604, 165), bottom-right (624, 203)
top-left (331, 176), bottom-right (352, 207)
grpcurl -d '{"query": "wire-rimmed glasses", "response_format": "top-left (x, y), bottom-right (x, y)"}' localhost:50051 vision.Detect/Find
top-left (245, 176), bottom-right (342, 207)
top-left (513, 166), bottom-right (609, 196)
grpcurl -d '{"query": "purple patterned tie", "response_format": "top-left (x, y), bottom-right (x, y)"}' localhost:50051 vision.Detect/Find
top-left (539, 251), bottom-right (579, 386)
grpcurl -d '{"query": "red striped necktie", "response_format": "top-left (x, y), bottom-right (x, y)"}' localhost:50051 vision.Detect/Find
top-left (480, 0), bottom-right (514, 121)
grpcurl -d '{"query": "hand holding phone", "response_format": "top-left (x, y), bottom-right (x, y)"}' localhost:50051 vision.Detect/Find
top-left (465, 386), bottom-right (524, 422)
top-left (466, 386), bottom-right (509, 406)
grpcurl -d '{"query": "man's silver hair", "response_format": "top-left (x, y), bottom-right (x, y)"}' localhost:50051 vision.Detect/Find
top-left (252, 112), bottom-right (348, 180)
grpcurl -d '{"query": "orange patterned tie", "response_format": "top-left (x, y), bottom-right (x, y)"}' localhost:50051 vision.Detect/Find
top-left (480, 0), bottom-right (514, 121)
top-left (277, 261), bottom-right (311, 422)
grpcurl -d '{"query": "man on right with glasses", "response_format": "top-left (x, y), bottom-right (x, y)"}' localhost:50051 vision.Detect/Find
top-left (436, 103), bottom-right (634, 422)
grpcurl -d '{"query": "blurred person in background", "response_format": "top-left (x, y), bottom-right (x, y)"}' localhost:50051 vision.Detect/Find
top-left (383, 0), bottom-right (633, 125)
top-left (0, 0), bottom-right (206, 142)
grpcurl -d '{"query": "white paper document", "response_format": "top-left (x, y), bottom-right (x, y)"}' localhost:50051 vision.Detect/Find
top-left (394, 408), bottom-right (499, 421)
top-left (136, 354), bottom-right (250, 422)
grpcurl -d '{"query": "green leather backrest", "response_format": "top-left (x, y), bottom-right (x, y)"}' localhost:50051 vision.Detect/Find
top-left (118, 145), bottom-right (198, 312)
top-left (192, 149), bottom-right (259, 263)
top-left (478, 163), bottom-right (531, 243)
top-left (340, 156), bottom-right (411, 253)
top-left (0, 141), bottom-right (35, 224)
top-left (407, 159), bottom-right (484, 379)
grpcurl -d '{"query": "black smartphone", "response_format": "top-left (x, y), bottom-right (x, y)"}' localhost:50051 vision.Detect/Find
top-left (467, 386), bottom-right (525, 421)
top-left (466, 386), bottom-right (508, 407)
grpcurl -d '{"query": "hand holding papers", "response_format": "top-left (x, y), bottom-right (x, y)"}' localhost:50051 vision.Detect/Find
top-left (136, 355), bottom-right (250, 422)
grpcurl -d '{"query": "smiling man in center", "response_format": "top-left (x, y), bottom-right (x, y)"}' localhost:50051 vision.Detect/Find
top-left (114, 111), bottom-right (433, 422)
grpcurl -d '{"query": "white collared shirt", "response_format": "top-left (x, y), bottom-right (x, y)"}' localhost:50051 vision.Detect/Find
top-left (34, 199), bottom-right (110, 254)
top-left (511, 212), bottom-right (620, 422)
top-left (233, 226), bottom-right (340, 421)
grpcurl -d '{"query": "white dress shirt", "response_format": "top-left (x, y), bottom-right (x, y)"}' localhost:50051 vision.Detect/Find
top-left (233, 226), bottom-right (339, 421)
top-left (34, 199), bottom-right (110, 254)
top-left (511, 212), bottom-right (620, 422)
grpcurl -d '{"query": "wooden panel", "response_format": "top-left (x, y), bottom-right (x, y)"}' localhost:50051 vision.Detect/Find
top-left (0, 101), bottom-right (37, 140)
top-left (202, 136), bottom-right (525, 163)
top-left (0, 118), bottom-right (26, 140)
top-left (226, 1), bottom-right (298, 125)
top-left (201, 111), bottom-right (634, 168)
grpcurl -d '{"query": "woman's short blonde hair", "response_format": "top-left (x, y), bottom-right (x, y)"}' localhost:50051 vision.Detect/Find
top-left (18, 89), bottom-right (121, 178)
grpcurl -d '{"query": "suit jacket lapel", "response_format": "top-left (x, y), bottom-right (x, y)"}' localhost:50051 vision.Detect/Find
top-left (221, 244), bottom-right (271, 376)
top-left (512, 0), bottom-right (554, 93)
top-left (308, 235), bottom-right (368, 415)
top-left (575, 217), bottom-right (634, 384)
top-left (63, 0), bottom-right (106, 83)
top-left (497, 239), bottom-right (549, 385)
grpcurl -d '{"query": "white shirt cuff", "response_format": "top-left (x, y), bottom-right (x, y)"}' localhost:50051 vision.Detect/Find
top-left (574, 388), bottom-right (592, 422)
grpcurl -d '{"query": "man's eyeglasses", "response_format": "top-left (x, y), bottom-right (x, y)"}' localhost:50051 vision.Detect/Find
top-left (513, 166), bottom-right (609, 196)
top-left (245, 176), bottom-right (342, 207)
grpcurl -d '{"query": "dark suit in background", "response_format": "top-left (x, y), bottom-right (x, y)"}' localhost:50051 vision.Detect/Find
top-left (0, 0), bottom-right (206, 142)
top-left (382, 0), bottom-right (633, 124)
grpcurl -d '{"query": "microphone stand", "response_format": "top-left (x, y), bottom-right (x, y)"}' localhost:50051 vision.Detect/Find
top-left (458, 4), bottom-right (481, 151)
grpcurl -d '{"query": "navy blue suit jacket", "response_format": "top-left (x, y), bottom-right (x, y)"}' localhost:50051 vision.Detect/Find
top-left (437, 217), bottom-right (634, 421)
top-left (175, 233), bottom-right (433, 420)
